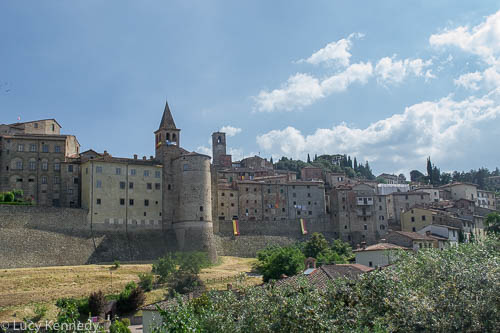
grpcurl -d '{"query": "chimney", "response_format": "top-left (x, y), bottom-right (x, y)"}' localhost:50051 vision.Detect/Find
top-left (304, 257), bottom-right (317, 269)
top-left (361, 241), bottom-right (367, 249)
top-left (133, 154), bottom-right (137, 160)
top-left (142, 156), bottom-right (146, 160)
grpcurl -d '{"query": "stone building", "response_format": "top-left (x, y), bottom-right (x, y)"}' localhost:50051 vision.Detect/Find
top-left (386, 191), bottom-right (431, 230)
top-left (80, 153), bottom-right (163, 228)
top-left (300, 166), bottom-right (323, 181)
top-left (477, 189), bottom-right (496, 210)
top-left (440, 182), bottom-right (478, 202)
top-left (154, 101), bottom-right (217, 260)
top-left (331, 183), bottom-right (388, 245)
top-left (0, 119), bottom-right (80, 206)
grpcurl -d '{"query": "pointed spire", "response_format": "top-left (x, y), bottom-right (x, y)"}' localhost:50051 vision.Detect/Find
top-left (159, 99), bottom-right (177, 130)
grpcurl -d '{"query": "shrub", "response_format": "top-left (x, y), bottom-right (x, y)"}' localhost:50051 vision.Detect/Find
top-left (152, 253), bottom-right (176, 283)
top-left (88, 290), bottom-right (107, 317)
top-left (3, 192), bottom-right (14, 202)
top-left (0, 193), bottom-right (4, 202)
top-left (25, 304), bottom-right (47, 323)
top-left (109, 319), bottom-right (131, 333)
top-left (117, 282), bottom-right (145, 315)
top-left (167, 271), bottom-right (206, 297)
top-left (112, 260), bottom-right (121, 269)
top-left (138, 272), bottom-right (154, 292)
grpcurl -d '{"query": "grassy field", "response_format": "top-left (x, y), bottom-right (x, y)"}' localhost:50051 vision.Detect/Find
top-left (0, 256), bottom-right (259, 322)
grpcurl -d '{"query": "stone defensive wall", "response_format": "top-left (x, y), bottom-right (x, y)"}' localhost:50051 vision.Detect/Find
top-left (0, 206), bottom-right (336, 268)
top-left (0, 206), bottom-right (176, 268)
top-left (214, 217), bottom-right (336, 257)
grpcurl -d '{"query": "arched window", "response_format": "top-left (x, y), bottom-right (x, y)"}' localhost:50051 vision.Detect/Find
top-left (29, 158), bottom-right (36, 171)
top-left (53, 159), bottom-right (61, 171)
top-left (41, 159), bottom-right (49, 171)
top-left (172, 133), bottom-right (177, 142)
top-left (217, 136), bottom-right (222, 144)
top-left (166, 133), bottom-right (170, 141)
top-left (11, 158), bottom-right (23, 170)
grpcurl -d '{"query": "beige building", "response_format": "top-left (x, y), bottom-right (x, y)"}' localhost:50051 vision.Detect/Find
top-left (354, 242), bottom-right (409, 268)
top-left (440, 182), bottom-right (478, 202)
top-left (81, 153), bottom-right (163, 228)
top-left (0, 119), bottom-right (80, 206)
top-left (401, 207), bottom-right (436, 233)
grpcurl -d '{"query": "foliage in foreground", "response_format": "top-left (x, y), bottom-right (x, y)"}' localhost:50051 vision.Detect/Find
top-left (255, 233), bottom-right (353, 282)
top-left (154, 237), bottom-right (500, 333)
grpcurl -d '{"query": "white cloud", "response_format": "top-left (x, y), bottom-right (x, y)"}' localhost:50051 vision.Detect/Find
top-left (220, 125), bottom-right (242, 137)
top-left (454, 71), bottom-right (483, 90)
top-left (298, 33), bottom-right (364, 67)
top-left (254, 62), bottom-right (373, 112)
top-left (196, 145), bottom-right (212, 157)
top-left (429, 10), bottom-right (500, 64)
top-left (375, 56), bottom-right (434, 85)
top-left (256, 91), bottom-right (500, 172)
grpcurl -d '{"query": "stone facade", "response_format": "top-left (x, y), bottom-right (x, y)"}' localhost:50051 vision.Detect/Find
top-left (0, 119), bottom-right (80, 207)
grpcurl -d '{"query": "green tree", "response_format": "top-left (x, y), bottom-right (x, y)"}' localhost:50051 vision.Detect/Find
top-left (88, 290), bottom-right (107, 317)
top-left (110, 319), bottom-right (131, 333)
top-left (303, 233), bottom-right (330, 259)
top-left (176, 251), bottom-right (211, 275)
top-left (307, 154), bottom-right (311, 163)
top-left (485, 212), bottom-right (500, 234)
top-left (152, 253), bottom-right (177, 283)
top-left (254, 246), bottom-right (305, 282)
top-left (427, 156), bottom-right (433, 184)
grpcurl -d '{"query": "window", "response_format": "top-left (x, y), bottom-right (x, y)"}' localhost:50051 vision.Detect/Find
top-left (54, 162), bottom-right (60, 171)
top-left (74, 177), bottom-right (79, 184)
top-left (15, 160), bottom-right (23, 170)
top-left (145, 199), bottom-right (149, 206)
top-left (297, 211), bottom-right (301, 215)
top-left (144, 170), bottom-right (150, 177)
top-left (155, 183), bottom-right (161, 190)
top-left (41, 176), bottom-right (47, 184)
top-left (34, 123), bottom-right (38, 128)
top-left (68, 165), bottom-right (73, 172)
top-left (17, 144), bottom-right (24, 152)
top-left (282, 207), bottom-right (285, 212)
top-left (267, 189), bottom-right (271, 194)
top-left (29, 144), bottom-right (37, 152)
top-left (144, 212), bottom-right (147, 217)
top-left (54, 176), bottom-right (60, 184)
top-left (96, 198), bottom-right (101, 205)
top-left (200, 206), bottom-right (203, 212)
top-left (96, 180), bottom-right (102, 188)
top-left (120, 198), bottom-right (125, 205)
top-left (29, 161), bottom-right (36, 170)
top-left (129, 182), bottom-right (134, 189)
top-left (307, 193), bottom-right (311, 197)
top-left (254, 188), bottom-right (257, 192)
top-left (147, 183), bottom-right (152, 190)
top-left (230, 193), bottom-right (234, 197)
top-left (54, 145), bottom-right (61, 153)
top-left (364, 224), bottom-right (368, 230)
top-left (308, 211), bottom-right (312, 215)
top-left (183, 164), bottom-right (189, 171)
top-left (293, 193), bottom-right (296, 198)
top-left (130, 169), bottom-right (136, 176)
top-left (221, 203), bottom-right (224, 207)
top-left (246, 188), bottom-right (249, 192)
top-left (155, 171), bottom-right (161, 178)
top-left (411, 216), bottom-right (415, 222)
top-left (116, 168), bottom-right (121, 175)
top-left (232, 203), bottom-right (235, 207)
top-left (52, 124), bottom-right (55, 131)
top-left (67, 188), bottom-right (73, 194)
top-left (413, 227), bottom-right (416, 232)
top-left (405, 195), bottom-right (409, 200)
top-left (422, 215), bottom-right (426, 221)
top-left (167, 184), bottom-right (171, 190)
top-left (129, 199), bottom-right (134, 206)
top-left (42, 144), bottom-right (49, 153)
top-left (96, 166), bottom-right (102, 173)
top-left (120, 181), bottom-right (126, 189)
top-left (369, 261), bottom-right (373, 267)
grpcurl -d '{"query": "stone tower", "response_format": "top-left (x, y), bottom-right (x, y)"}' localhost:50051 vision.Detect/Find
top-left (155, 100), bottom-right (217, 262)
top-left (211, 132), bottom-right (227, 167)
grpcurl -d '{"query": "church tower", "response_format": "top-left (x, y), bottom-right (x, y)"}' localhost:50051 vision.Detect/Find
top-left (155, 100), bottom-right (180, 158)
top-left (154, 100), bottom-right (217, 262)
top-left (211, 132), bottom-right (226, 167)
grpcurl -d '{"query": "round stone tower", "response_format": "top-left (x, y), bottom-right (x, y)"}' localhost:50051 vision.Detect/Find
top-left (172, 153), bottom-right (216, 261)
top-left (155, 100), bottom-right (217, 262)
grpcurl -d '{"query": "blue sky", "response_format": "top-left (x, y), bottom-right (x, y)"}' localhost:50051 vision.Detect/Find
top-left (1, 1), bottom-right (499, 176)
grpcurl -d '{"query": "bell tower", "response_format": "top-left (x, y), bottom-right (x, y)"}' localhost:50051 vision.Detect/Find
top-left (155, 100), bottom-right (180, 158)
top-left (211, 132), bottom-right (227, 167)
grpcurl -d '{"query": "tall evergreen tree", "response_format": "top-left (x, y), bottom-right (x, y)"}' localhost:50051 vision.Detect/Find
top-left (347, 156), bottom-right (352, 169)
top-left (427, 157), bottom-right (433, 184)
top-left (307, 154), bottom-right (311, 163)
top-left (353, 157), bottom-right (358, 171)
top-left (314, 154), bottom-right (318, 161)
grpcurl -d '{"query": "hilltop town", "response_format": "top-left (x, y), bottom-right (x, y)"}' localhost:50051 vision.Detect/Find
top-left (1, 101), bottom-right (499, 264)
